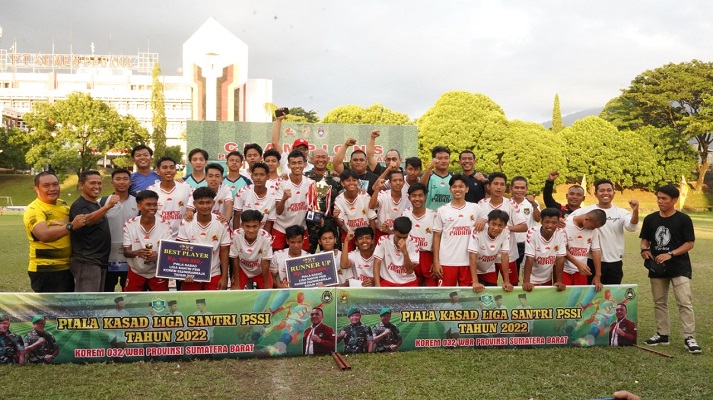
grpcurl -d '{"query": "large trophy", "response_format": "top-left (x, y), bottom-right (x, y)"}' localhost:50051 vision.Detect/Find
top-left (307, 179), bottom-right (332, 223)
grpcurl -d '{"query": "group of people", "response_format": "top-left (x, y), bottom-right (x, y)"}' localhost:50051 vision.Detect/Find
top-left (20, 107), bottom-right (701, 355)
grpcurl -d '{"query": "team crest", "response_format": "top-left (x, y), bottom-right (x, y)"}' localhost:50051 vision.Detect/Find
top-left (470, 215), bottom-right (475, 220)
top-left (264, 208), bottom-right (269, 214)
top-left (150, 299), bottom-right (167, 314)
top-left (425, 227), bottom-right (431, 233)
top-left (218, 199), bottom-right (223, 205)
top-left (322, 290), bottom-right (332, 304)
top-left (554, 245), bottom-right (559, 251)
top-left (362, 209), bottom-right (366, 214)
top-left (479, 293), bottom-right (495, 309)
top-left (178, 200), bottom-right (184, 207)
top-left (284, 127), bottom-right (296, 137)
top-left (340, 292), bottom-right (349, 304)
top-left (625, 288), bottom-right (636, 300)
top-left (587, 238), bottom-right (592, 244)
top-left (317, 126), bottom-right (326, 138)
top-left (212, 234), bottom-right (219, 241)
top-left (524, 208), bottom-right (531, 215)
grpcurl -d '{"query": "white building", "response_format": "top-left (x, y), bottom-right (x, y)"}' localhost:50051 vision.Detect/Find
top-left (0, 18), bottom-right (272, 154)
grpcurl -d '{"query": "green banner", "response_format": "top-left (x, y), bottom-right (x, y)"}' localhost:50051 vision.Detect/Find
top-left (0, 289), bottom-right (336, 363)
top-left (186, 120), bottom-right (419, 162)
top-left (0, 285), bottom-right (637, 364)
top-left (336, 285), bottom-right (638, 352)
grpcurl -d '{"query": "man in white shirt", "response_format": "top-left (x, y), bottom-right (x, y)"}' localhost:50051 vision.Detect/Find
top-left (230, 209), bottom-right (274, 290)
top-left (374, 217), bottom-right (420, 287)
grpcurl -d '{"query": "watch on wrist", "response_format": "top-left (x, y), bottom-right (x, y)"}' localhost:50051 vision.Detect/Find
top-left (667, 251), bottom-right (674, 257)
top-left (65, 223), bottom-right (73, 231)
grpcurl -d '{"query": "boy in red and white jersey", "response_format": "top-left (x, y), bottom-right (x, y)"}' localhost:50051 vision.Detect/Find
top-left (522, 208), bottom-right (567, 292)
top-left (511, 176), bottom-right (542, 274)
top-left (146, 156), bottom-right (193, 233)
top-left (370, 167), bottom-right (411, 243)
top-left (185, 163), bottom-right (234, 223)
top-left (432, 174), bottom-right (485, 287)
top-left (374, 216), bottom-right (420, 287)
top-left (340, 227), bottom-right (376, 287)
top-left (316, 227), bottom-right (351, 285)
top-left (262, 149), bottom-right (283, 190)
top-left (233, 162), bottom-right (278, 233)
top-left (334, 168), bottom-right (377, 251)
top-left (271, 225), bottom-right (311, 287)
top-left (478, 172), bottom-right (527, 285)
top-left (468, 209), bottom-right (513, 293)
top-left (176, 187), bottom-right (231, 290)
top-left (401, 182), bottom-right (437, 286)
top-left (563, 208), bottom-right (606, 290)
top-left (230, 209), bottom-right (273, 290)
top-left (273, 150), bottom-right (314, 251)
top-left (123, 190), bottom-right (176, 291)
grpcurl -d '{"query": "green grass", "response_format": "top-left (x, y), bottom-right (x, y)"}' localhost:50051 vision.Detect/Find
top-left (1, 200), bottom-right (712, 398)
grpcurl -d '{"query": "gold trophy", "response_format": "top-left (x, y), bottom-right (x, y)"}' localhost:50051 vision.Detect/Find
top-left (144, 242), bottom-right (154, 265)
top-left (307, 179), bottom-right (332, 222)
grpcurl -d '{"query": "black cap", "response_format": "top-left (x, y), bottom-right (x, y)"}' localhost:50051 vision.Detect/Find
top-left (168, 300), bottom-right (177, 306)
top-left (114, 296), bottom-right (124, 304)
top-left (449, 291), bottom-right (458, 298)
top-left (494, 295), bottom-right (502, 300)
top-left (196, 299), bottom-right (206, 304)
top-left (518, 294), bottom-right (527, 299)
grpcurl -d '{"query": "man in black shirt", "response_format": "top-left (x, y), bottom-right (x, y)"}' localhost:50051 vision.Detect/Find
top-left (333, 138), bottom-right (379, 195)
top-left (640, 184), bottom-right (700, 354)
top-left (459, 150), bottom-right (487, 203)
top-left (542, 171), bottom-right (585, 219)
top-left (69, 170), bottom-right (117, 292)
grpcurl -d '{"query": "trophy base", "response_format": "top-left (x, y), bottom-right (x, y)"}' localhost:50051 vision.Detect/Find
top-left (307, 211), bottom-right (324, 223)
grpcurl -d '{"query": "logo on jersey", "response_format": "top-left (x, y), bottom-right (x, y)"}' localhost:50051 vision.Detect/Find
top-left (178, 201), bottom-right (184, 207)
top-left (524, 208), bottom-right (531, 215)
top-left (212, 234), bottom-right (219, 241)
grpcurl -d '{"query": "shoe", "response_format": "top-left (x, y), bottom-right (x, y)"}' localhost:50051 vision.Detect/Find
top-left (684, 337), bottom-right (702, 354)
top-left (644, 333), bottom-right (669, 346)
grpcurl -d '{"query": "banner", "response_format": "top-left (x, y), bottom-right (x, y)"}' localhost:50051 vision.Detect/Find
top-left (285, 252), bottom-right (338, 288)
top-left (336, 285), bottom-right (638, 352)
top-left (186, 121), bottom-right (419, 164)
top-left (0, 289), bottom-right (336, 363)
top-left (156, 240), bottom-right (212, 282)
top-left (0, 285), bottom-right (637, 364)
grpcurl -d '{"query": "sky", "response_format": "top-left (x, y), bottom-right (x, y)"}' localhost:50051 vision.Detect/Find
top-left (2, 0), bottom-right (713, 122)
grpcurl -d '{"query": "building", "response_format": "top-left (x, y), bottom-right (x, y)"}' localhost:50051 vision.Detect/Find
top-left (0, 18), bottom-right (272, 155)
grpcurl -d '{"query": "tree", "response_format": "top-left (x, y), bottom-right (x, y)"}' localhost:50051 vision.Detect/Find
top-left (151, 62), bottom-right (167, 159)
top-left (501, 121), bottom-right (567, 193)
top-left (417, 91), bottom-right (509, 172)
top-left (288, 107), bottom-right (319, 123)
top-left (22, 92), bottom-right (149, 180)
top-left (562, 116), bottom-right (642, 189)
top-left (0, 127), bottom-right (31, 169)
top-left (551, 94), bottom-right (563, 133)
top-left (321, 104), bottom-right (410, 125)
top-left (600, 60), bottom-right (713, 190)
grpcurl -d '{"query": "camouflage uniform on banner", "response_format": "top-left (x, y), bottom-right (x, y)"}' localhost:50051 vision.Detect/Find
top-left (339, 323), bottom-right (373, 353)
top-left (0, 332), bottom-right (24, 364)
top-left (373, 321), bottom-right (402, 352)
top-left (23, 329), bottom-right (58, 364)
top-left (305, 169), bottom-right (342, 253)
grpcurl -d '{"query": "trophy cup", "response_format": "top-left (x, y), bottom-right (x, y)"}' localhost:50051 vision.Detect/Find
top-left (307, 179), bottom-right (332, 223)
top-left (144, 242), bottom-right (154, 266)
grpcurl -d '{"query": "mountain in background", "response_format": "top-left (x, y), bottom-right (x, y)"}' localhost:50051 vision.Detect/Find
top-left (541, 107), bottom-right (604, 128)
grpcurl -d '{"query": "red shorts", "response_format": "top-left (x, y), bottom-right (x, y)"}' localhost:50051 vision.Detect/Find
top-left (181, 274), bottom-right (222, 291)
top-left (496, 261), bottom-right (519, 286)
top-left (124, 269), bottom-right (169, 291)
top-left (374, 229), bottom-right (388, 244)
top-left (562, 272), bottom-right (588, 285)
top-left (380, 278), bottom-right (418, 287)
top-left (234, 268), bottom-right (273, 290)
top-left (272, 229), bottom-right (310, 251)
top-left (340, 231), bottom-right (357, 252)
top-left (441, 265), bottom-right (472, 287)
top-left (416, 250), bottom-right (437, 286)
top-left (476, 271), bottom-right (499, 286)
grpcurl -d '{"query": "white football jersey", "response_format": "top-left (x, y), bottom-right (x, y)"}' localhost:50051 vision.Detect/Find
top-left (274, 177), bottom-right (314, 233)
top-left (349, 251), bottom-right (375, 282)
top-left (563, 221), bottom-right (601, 275)
top-left (234, 185), bottom-right (280, 226)
top-left (270, 249), bottom-right (311, 285)
top-left (123, 216), bottom-right (176, 277)
top-left (186, 184), bottom-right (233, 217)
top-left (334, 192), bottom-right (377, 230)
top-left (524, 226), bottom-right (567, 284)
top-left (374, 234), bottom-right (420, 284)
top-left (401, 207), bottom-right (437, 251)
top-left (230, 228), bottom-right (274, 278)
top-left (478, 198), bottom-right (526, 261)
top-left (177, 214), bottom-right (232, 277)
top-left (433, 202), bottom-right (484, 266)
top-left (146, 181), bottom-right (193, 232)
top-left (467, 227), bottom-right (510, 274)
top-left (375, 190), bottom-right (411, 232)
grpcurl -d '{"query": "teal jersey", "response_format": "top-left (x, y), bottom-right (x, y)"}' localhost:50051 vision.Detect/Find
top-left (223, 175), bottom-right (252, 197)
top-left (425, 172), bottom-right (452, 211)
top-left (184, 174), bottom-right (207, 189)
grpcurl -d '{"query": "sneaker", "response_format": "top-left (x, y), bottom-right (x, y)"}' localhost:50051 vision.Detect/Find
top-left (644, 333), bottom-right (670, 346)
top-left (684, 337), bottom-right (702, 354)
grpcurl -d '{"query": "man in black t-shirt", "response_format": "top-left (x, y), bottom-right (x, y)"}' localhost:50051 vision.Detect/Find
top-left (69, 170), bottom-right (116, 292)
top-left (640, 184), bottom-right (700, 354)
top-left (333, 138), bottom-right (379, 195)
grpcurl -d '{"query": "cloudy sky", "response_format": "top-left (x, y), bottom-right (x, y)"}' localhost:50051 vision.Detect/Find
top-left (2, 0), bottom-right (713, 122)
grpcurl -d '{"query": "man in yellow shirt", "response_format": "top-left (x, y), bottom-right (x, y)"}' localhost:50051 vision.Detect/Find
top-left (24, 172), bottom-right (86, 292)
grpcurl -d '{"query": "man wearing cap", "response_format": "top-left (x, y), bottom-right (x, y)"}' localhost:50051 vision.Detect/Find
top-left (303, 307), bottom-right (336, 355)
top-left (441, 292), bottom-right (462, 340)
top-left (494, 295), bottom-right (507, 310)
top-left (337, 307), bottom-right (373, 353)
top-left (105, 297), bottom-right (130, 355)
top-left (166, 300), bottom-right (182, 361)
top-left (0, 314), bottom-right (25, 364)
top-left (192, 299), bottom-right (213, 359)
top-left (372, 308), bottom-right (402, 352)
top-left (24, 171), bottom-right (87, 292)
top-left (23, 314), bottom-right (59, 363)
top-left (515, 293), bottom-right (533, 334)
top-left (271, 108), bottom-right (314, 174)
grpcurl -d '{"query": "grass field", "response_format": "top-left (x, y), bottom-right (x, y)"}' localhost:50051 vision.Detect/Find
top-left (0, 177), bottom-right (711, 399)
